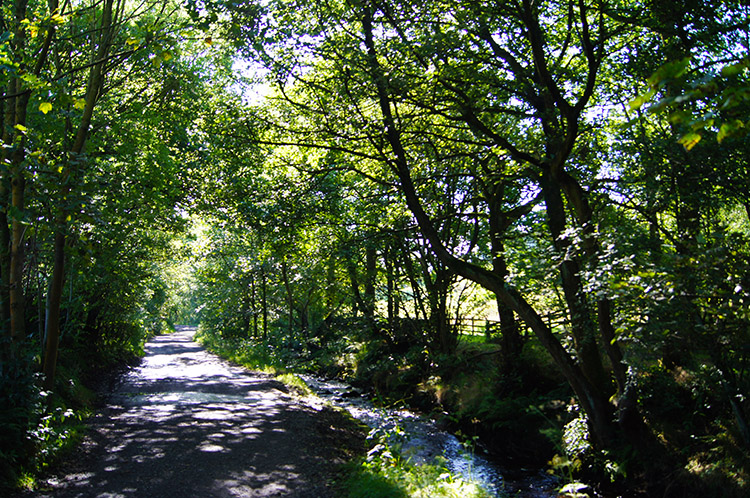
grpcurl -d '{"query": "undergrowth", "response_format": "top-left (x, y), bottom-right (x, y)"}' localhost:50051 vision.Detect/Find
top-left (197, 321), bottom-right (750, 497)
top-left (195, 327), bottom-right (310, 394)
top-left (1, 319), bottom-right (165, 492)
top-left (0, 357), bottom-right (93, 492)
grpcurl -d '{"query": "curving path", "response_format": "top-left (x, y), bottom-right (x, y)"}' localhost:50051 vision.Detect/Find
top-left (34, 327), bottom-right (364, 497)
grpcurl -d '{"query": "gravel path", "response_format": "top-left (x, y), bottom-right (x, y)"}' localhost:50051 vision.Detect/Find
top-left (33, 327), bottom-right (364, 497)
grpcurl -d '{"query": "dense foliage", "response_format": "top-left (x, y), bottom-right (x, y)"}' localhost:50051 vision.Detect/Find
top-left (2, 0), bottom-right (749, 496)
top-left (0, 0), bottom-right (228, 486)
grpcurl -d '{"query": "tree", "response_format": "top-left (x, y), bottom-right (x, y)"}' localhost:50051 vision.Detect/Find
top-left (218, 0), bottom-right (648, 449)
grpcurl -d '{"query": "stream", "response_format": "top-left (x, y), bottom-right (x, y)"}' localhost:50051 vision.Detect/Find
top-left (300, 375), bottom-right (560, 498)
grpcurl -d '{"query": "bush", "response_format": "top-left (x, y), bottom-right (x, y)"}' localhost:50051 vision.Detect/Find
top-left (0, 353), bottom-right (40, 487)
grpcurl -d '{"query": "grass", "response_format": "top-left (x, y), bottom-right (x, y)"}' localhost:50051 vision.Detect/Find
top-left (276, 373), bottom-right (313, 396)
top-left (342, 443), bottom-right (495, 498)
top-left (196, 328), bottom-right (316, 395)
top-left (196, 328), bottom-right (286, 373)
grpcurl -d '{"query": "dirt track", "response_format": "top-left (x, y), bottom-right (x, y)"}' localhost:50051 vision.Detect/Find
top-left (32, 327), bottom-right (364, 497)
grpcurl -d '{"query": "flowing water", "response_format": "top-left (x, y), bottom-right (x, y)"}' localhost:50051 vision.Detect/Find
top-left (300, 375), bottom-right (560, 498)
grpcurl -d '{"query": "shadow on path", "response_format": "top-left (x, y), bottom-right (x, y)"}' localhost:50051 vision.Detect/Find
top-left (34, 327), bottom-right (363, 498)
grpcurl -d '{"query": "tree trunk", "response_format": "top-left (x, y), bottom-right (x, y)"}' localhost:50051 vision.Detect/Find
top-left (261, 268), bottom-right (268, 339)
top-left (540, 170), bottom-right (611, 397)
top-left (345, 256), bottom-right (365, 316)
top-left (434, 273), bottom-right (453, 354)
top-left (43, 0), bottom-right (113, 390)
top-left (251, 274), bottom-right (258, 337)
top-left (8, 0), bottom-right (31, 343)
top-left (364, 242), bottom-right (377, 317)
top-left (385, 244), bottom-right (395, 325)
top-left (42, 230), bottom-right (66, 390)
top-left (241, 292), bottom-right (251, 337)
top-left (280, 257), bottom-right (295, 332)
top-left (0, 86), bottom-right (13, 358)
top-left (398, 239), bottom-right (428, 321)
top-left (490, 229), bottom-right (522, 364)
top-left (559, 170), bottom-right (631, 400)
top-left (9, 147), bottom-right (27, 346)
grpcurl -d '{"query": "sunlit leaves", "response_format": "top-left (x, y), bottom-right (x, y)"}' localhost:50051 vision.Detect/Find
top-left (677, 132), bottom-right (701, 151)
top-left (717, 119), bottom-right (745, 143)
top-left (634, 52), bottom-right (750, 149)
top-left (628, 88), bottom-right (656, 111)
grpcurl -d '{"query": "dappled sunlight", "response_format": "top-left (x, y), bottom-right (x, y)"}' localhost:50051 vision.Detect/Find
top-left (38, 328), bottom-right (358, 497)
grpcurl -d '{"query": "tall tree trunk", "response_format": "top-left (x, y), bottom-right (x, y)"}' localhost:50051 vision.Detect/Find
top-left (251, 274), bottom-right (258, 338)
top-left (364, 242), bottom-right (376, 317)
top-left (434, 272), bottom-right (453, 354)
top-left (43, 0), bottom-right (112, 390)
top-left (280, 257), bottom-right (294, 332)
top-left (559, 171), bottom-right (631, 410)
top-left (346, 257), bottom-right (364, 316)
top-left (326, 254), bottom-right (336, 312)
top-left (7, 0), bottom-right (32, 349)
top-left (398, 239), bottom-right (427, 321)
top-left (8, 118), bottom-right (27, 348)
top-left (241, 292), bottom-right (251, 337)
top-left (540, 170), bottom-right (611, 397)
top-left (489, 221), bottom-right (522, 364)
top-left (385, 245), bottom-right (394, 325)
top-left (0, 88), bottom-right (13, 357)
top-left (261, 268), bottom-right (268, 339)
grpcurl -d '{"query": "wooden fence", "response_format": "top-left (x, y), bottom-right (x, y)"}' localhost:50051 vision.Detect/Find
top-left (451, 311), bottom-right (568, 341)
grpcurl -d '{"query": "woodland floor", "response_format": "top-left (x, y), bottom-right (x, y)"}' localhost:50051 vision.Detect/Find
top-left (25, 326), bottom-right (365, 497)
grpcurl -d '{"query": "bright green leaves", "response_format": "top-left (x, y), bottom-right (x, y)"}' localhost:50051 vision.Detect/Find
top-left (151, 50), bottom-right (174, 66)
top-left (646, 57), bottom-right (692, 89)
top-left (21, 10), bottom-right (69, 40)
top-left (717, 119), bottom-right (745, 143)
top-left (628, 88), bottom-right (656, 111)
top-left (677, 132), bottom-right (701, 151)
top-left (632, 55), bottom-right (750, 149)
top-left (39, 102), bottom-right (53, 114)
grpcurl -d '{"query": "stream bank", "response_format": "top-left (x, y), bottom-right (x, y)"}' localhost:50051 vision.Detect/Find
top-left (301, 374), bottom-right (561, 498)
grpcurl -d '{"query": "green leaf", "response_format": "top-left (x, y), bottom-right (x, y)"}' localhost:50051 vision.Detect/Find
top-left (50, 13), bottom-right (67, 25)
top-left (721, 60), bottom-right (748, 77)
top-left (629, 88), bottom-right (656, 111)
top-left (717, 120), bottom-right (745, 143)
top-left (647, 57), bottom-right (691, 88)
top-left (39, 102), bottom-right (52, 114)
top-left (678, 132), bottom-right (702, 150)
top-left (666, 110), bottom-right (690, 125)
top-left (690, 118), bottom-right (713, 131)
